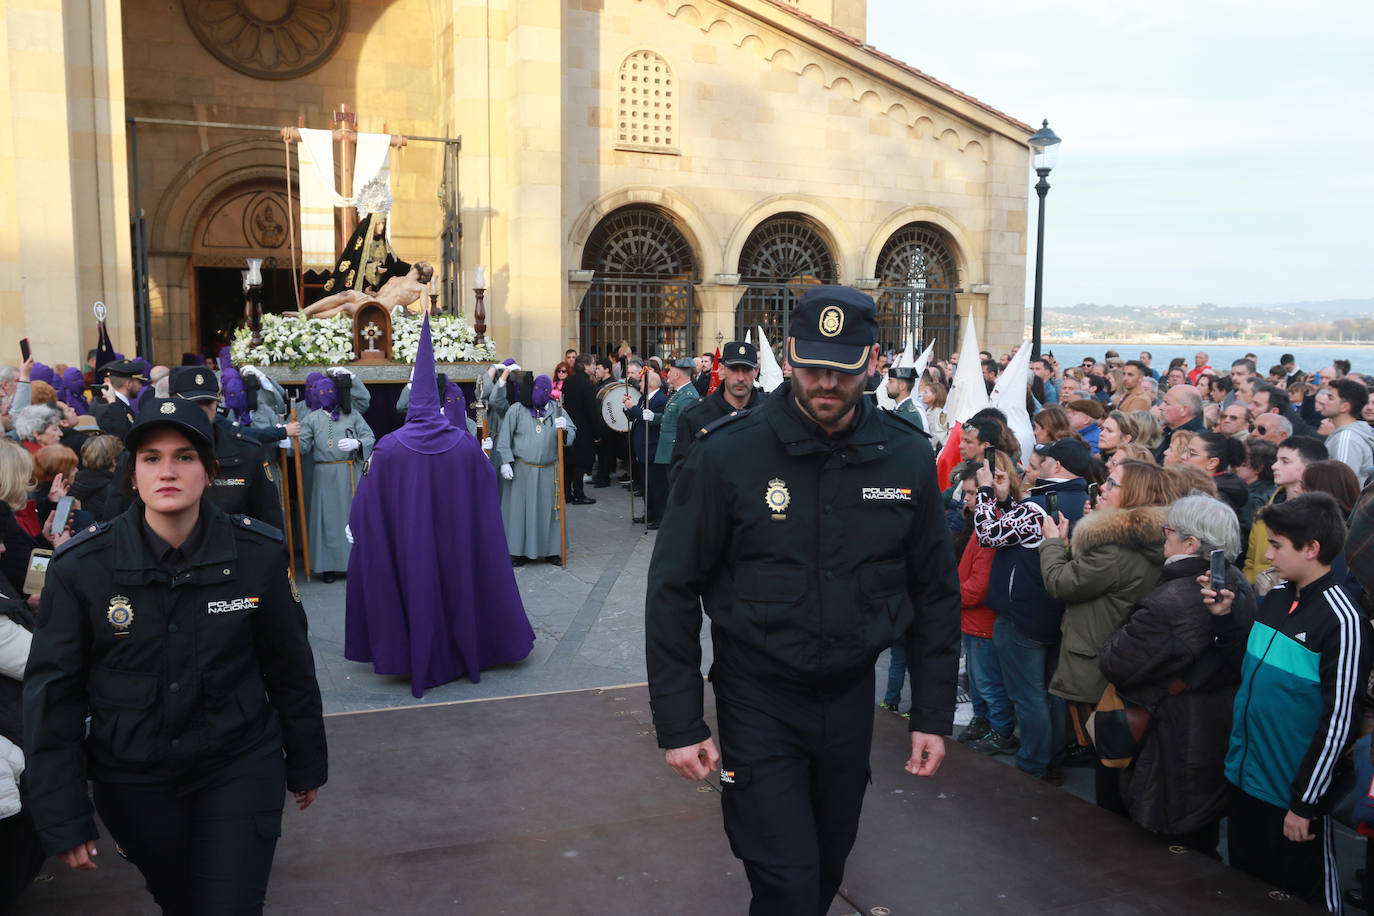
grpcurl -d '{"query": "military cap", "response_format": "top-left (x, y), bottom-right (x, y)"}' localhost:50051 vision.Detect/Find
top-left (720, 341), bottom-right (758, 369)
top-left (169, 366), bottom-right (219, 402)
top-left (672, 357), bottom-right (697, 370)
top-left (787, 286), bottom-right (878, 375)
top-left (101, 359), bottom-right (147, 381)
top-left (126, 395), bottom-right (214, 454)
top-left (889, 366), bottom-right (918, 381)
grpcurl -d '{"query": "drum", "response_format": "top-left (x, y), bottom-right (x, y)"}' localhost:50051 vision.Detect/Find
top-left (598, 381), bottom-right (634, 432)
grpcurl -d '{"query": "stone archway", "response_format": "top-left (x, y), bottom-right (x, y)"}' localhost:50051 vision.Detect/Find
top-left (189, 180), bottom-right (301, 358)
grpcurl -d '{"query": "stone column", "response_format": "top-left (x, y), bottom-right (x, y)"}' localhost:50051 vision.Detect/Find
top-left (0, 0), bottom-right (134, 360)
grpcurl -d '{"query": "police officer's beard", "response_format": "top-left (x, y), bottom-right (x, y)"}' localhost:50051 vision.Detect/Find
top-left (793, 376), bottom-right (864, 430)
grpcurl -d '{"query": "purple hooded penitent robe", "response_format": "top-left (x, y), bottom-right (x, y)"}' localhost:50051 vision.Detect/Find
top-left (344, 313), bottom-right (533, 697)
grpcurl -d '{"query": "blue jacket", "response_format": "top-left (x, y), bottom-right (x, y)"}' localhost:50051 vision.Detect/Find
top-left (981, 478), bottom-right (1090, 644)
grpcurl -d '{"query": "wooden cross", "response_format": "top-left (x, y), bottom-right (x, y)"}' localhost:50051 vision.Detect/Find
top-left (362, 321), bottom-right (382, 352)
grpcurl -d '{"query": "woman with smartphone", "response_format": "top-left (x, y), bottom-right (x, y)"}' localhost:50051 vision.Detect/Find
top-left (1098, 495), bottom-right (1255, 856)
top-left (22, 399), bottom-right (327, 914)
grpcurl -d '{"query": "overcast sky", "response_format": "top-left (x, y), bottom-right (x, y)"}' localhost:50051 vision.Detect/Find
top-left (867, 0), bottom-right (1374, 310)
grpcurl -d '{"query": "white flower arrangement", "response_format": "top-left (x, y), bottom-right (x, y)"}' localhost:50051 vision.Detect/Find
top-left (231, 313), bottom-right (356, 367)
top-left (230, 310), bottom-right (496, 367)
top-left (391, 311), bottom-right (498, 363)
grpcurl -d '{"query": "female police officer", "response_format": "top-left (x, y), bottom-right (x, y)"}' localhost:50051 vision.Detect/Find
top-left (23, 397), bottom-right (327, 913)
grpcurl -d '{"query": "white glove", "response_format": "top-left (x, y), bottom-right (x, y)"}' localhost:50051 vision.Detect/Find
top-left (328, 366), bottom-right (356, 378)
top-left (501, 463), bottom-right (514, 480)
top-left (345, 524), bottom-right (353, 545)
top-left (241, 365), bottom-right (263, 379)
top-left (554, 417), bottom-right (567, 430)
top-left (337, 437), bottom-right (360, 452)
top-left (482, 437), bottom-right (493, 450)
top-left (641, 409), bottom-right (655, 421)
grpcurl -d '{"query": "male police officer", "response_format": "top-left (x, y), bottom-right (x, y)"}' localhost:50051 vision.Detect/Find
top-left (886, 365), bottom-right (925, 431)
top-left (90, 359), bottom-right (146, 441)
top-left (669, 340), bottom-right (764, 487)
top-left (646, 286), bottom-right (960, 914)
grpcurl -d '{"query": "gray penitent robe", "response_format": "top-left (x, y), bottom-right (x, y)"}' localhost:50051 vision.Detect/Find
top-left (495, 401), bottom-right (576, 559)
top-left (480, 373), bottom-right (512, 467)
top-left (299, 408), bottom-right (375, 572)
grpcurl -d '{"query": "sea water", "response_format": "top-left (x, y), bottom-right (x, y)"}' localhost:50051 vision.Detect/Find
top-left (1020, 343), bottom-right (1372, 377)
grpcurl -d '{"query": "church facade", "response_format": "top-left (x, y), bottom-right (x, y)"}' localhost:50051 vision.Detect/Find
top-left (0, 0), bottom-right (1032, 370)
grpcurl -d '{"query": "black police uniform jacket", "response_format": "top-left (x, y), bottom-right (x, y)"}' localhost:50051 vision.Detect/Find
top-left (91, 396), bottom-right (136, 441)
top-left (21, 500), bottom-right (327, 856)
top-left (667, 383), bottom-right (765, 489)
top-left (98, 416), bottom-right (285, 530)
top-left (645, 381), bottom-right (961, 749)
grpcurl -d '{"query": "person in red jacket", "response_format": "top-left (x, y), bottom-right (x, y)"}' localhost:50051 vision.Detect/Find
top-left (953, 459), bottom-right (1018, 755)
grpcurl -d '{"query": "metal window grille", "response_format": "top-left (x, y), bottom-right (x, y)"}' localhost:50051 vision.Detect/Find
top-left (874, 223), bottom-right (960, 361)
top-left (735, 214), bottom-right (838, 353)
top-left (579, 206), bottom-right (698, 360)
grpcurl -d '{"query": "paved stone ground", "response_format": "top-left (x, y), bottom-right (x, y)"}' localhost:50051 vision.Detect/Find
top-left (304, 473), bottom-right (1363, 892)
top-left (304, 477), bottom-right (711, 715)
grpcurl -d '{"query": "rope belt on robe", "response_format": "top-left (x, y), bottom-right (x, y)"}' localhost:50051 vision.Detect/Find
top-left (517, 459), bottom-right (554, 468)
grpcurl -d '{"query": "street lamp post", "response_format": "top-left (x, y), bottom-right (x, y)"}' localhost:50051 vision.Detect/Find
top-left (1028, 119), bottom-right (1061, 360)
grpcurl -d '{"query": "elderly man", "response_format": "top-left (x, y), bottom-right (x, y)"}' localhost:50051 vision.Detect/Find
top-left (1253, 414), bottom-right (1293, 445)
top-left (1187, 351), bottom-right (1214, 385)
top-left (1063, 398), bottom-right (1105, 453)
top-left (1153, 384), bottom-right (1204, 462)
top-left (1217, 403), bottom-right (1252, 441)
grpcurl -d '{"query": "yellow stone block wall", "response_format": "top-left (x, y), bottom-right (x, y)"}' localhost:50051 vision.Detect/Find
top-left (0, 0), bottom-right (134, 366)
top-left (562, 0), bottom-right (1030, 358)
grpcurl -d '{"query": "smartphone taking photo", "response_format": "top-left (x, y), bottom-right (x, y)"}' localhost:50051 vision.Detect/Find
top-left (1210, 548), bottom-right (1226, 594)
top-left (51, 495), bottom-right (74, 538)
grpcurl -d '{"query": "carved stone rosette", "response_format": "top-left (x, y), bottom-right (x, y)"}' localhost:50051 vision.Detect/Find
top-left (181, 0), bottom-right (347, 81)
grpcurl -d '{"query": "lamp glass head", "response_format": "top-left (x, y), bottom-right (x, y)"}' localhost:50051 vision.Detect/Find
top-left (245, 257), bottom-right (263, 286)
top-left (1029, 119), bottom-right (1061, 172)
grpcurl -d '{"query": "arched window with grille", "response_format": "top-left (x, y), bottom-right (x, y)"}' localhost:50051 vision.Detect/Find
top-left (734, 213), bottom-right (837, 348)
top-left (616, 51), bottom-right (676, 154)
top-left (874, 223), bottom-right (960, 359)
top-left (579, 205), bottom-right (698, 361)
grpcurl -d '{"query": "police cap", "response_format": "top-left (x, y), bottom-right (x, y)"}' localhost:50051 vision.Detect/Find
top-left (126, 396), bottom-right (214, 455)
top-left (720, 341), bottom-right (758, 369)
top-left (169, 366), bottom-right (219, 402)
top-left (101, 359), bottom-right (146, 381)
top-left (787, 286), bottom-right (878, 375)
top-left (889, 366), bottom-right (918, 381)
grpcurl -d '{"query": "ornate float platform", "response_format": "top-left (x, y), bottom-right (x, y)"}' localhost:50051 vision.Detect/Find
top-left (232, 310), bottom-right (496, 385)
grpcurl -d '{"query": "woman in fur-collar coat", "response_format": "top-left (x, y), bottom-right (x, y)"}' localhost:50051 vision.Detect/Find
top-left (1038, 460), bottom-right (1172, 707)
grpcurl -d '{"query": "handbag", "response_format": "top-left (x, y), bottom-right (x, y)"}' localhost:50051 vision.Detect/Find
top-left (1084, 684), bottom-right (1153, 769)
top-left (1086, 678), bottom-right (1188, 769)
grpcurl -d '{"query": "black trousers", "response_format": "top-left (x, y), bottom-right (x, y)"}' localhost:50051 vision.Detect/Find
top-left (593, 430), bottom-right (618, 484)
top-left (713, 663), bottom-right (874, 916)
top-left (1226, 785), bottom-right (1335, 911)
top-left (93, 752), bottom-right (287, 916)
top-left (646, 463), bottom-right (668, 523)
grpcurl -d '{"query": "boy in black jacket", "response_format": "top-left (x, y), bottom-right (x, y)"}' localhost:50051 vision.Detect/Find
top-left (1204, 492), bottom-right (1370, 912)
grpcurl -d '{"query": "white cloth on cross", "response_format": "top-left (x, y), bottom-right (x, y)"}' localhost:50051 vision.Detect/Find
top-left (295, 128), bottom-right (394, 269)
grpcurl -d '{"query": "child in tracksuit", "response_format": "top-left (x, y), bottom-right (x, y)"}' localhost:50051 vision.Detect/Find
top-left (1205, 492), bottom-right (1370, 912)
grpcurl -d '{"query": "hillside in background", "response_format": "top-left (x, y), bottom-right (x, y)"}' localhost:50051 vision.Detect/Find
top-left (1040, 298), bottom-right (1374, 340)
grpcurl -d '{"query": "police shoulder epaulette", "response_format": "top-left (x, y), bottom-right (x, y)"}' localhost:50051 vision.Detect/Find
top-left (231, 514), bottom-right (284, 542)
top-left (696, 408), bottom-right (753, 440)
top-left (881, 410), bottom-right (931, 438)
top-left (55, 520), bottom-right (112, 555)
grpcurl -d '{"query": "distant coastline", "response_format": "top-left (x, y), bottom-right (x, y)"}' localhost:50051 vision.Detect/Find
top-left (1042, 337), bottom-right (1374, 350)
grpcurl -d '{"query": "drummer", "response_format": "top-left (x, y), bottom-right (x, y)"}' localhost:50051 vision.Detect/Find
top-left (668, 341), bottom-right (762, 488)
top-left (591, 357), bottom-right (624, 489)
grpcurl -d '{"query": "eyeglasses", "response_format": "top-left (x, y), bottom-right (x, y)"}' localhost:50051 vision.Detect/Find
top-left (1161, 525), bottom-right (1176, 538)
top-left (1102, 478), bottom-right (1121, 490)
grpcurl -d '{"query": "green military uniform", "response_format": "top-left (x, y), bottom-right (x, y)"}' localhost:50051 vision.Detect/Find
top-left (893, 396), bottom-right (925, 432)
top-left (653, 374), bottom-right (701, 466)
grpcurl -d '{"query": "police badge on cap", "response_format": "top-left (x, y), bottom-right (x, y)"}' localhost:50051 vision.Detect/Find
top-left (786, 287), bottom-right (879, 375)
top-left (721, 341), bottom-right (758, 369)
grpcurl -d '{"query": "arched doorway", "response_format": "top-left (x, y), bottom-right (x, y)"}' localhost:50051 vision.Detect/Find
top-left (874, 222), bottom-right (960, 359)
top-left (734, 213), bottom-right (837, 352)
top-left (578, 205), bottom-right (699, 362)
top-left (191, 181), bottom-right (300, 359)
